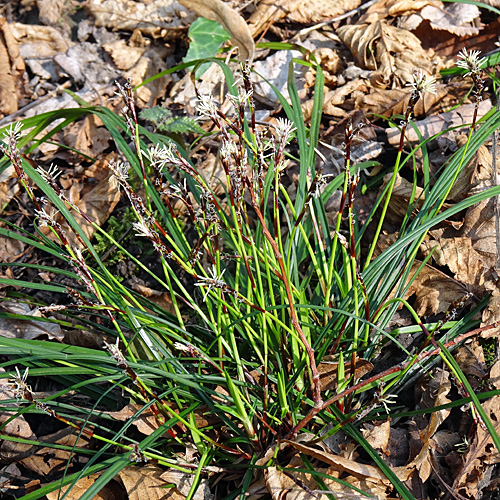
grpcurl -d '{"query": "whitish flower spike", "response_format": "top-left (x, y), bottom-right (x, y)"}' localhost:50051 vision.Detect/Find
top-left (456, 48), bottom-right (486, 75)
top-left (148, 142), bottom-right (178, 166)
top-left (133, 220), bottom-right (156, 239)
top-left (407, 69), bottom-right (437, 99)
top-left (197, 94), bottom-right (218, 119)
top-left (34, 207), bottom-right (57, 228)
top-left (37, 163), bottom-right (61, 183)
top-left (274, 118), bottom-right (296, 144)
top-left (195, 267), bottom-right (226, 301)
top-left (108, 159), bottom-right (130, 183)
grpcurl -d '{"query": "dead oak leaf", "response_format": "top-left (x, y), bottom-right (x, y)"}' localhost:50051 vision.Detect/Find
top-left (359, 0), bottom-right (433, 24)
top-left (421, 235), bottom-right (489, 295)
top-left (0, 18), bottom-right (26, 115)
top-left (401, 2), bottom-right (481, 36)
top-left (337, 21), bottom-right (434, 89)
top-left (452, 395), bottom-right (500, 498)
top-left (395, 369), bottom-right (452, 482)
top-left (118, 466), bottom-right (186, 500)
top-left (288, 0), bottom-right (361, 24)
top-left (405, 260), bottom-right (466, 317)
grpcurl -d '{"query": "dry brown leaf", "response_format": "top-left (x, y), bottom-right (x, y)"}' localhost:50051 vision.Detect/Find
top-left (85, 0), bottom-right (197, 38)
top-left (386, 100), bottom-right (492, 145)
top-left (282, 438), bottom-right (390, 482)
top-left (109, 403), bottom-right (215, 435)
top-left (109, 404), bottom-right (161, 436)
top-left (362, 420), bottom-right (391, 454)
top-left (405, 261), bottom-right (466, 317)
top-left (118, 465), bottom-right (183, 500)
top-left (36, 0), bottom-right (65, 26)
top-left (264, 457), bottom-right (389, 500)
top-left (337, 21), bottom-right (434, 89)
top-left (304, 48), bottom-right (343, 88)
top-left (247, 0), bottom-right (304, 36)
top-left (44, 159), bottom-right (121, 247)
top-left (303, 79), bottom-right (368, 120)
top-left (359, 85), bottom-right (447, 118)
top-left (21, 428), bottom-right (90, 476)
top-left (454, 341), bottom-right (487, 386)
top-left (45, 473), bottom-right (116, 500)
top-left (178, 0), bottom-right (254, 61)
top-left (10, 22), bottom-right (70, 58)
top-left (400, 2), bottom-right (481, 36)
top-left (379, 173), bottom-right (426, 224)
top-left (317, 357), bottom-right (373, 391)
top-left (129, 278), bottom-right (176, 315)
top-left (0, 18), bottom-right (26, 116)
top-left (102, 39), bottom-right (148, 70)
top-left (359, 0), bottom-right (433, 24)
top-left (0, 165), bottom-right (19, 212)
top-left (160, 471), bottom-right (213, 500)
top-left (0, 368), bottom-right (36, 463)
top-left (0, 233), bottom-right (24, 264)
top-left (63, 114), bottom-right (111, 159)
top-left (123, 46), bottom-right (171, 107)
top-left (452, 395), bottom-right (500, 498)
top-left (421, 236), bottom-right (489, 295)
top-left (395, 369), bottom-right (451, 482)
top-left (288, 0), bottom-right (361, 24)
top-left (0, 301), bottom-right (63, 340)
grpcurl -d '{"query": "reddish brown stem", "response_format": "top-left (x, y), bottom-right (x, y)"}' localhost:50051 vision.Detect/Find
top-left (286, 322), bottom-right (499, 438)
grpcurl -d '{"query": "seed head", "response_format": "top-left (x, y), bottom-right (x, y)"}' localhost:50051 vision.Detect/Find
top-left (406, 69), bottom-right (437, 99)
top-left (197, 94), bottom-right (218, 120)
top-left (456, 48), bottom-right (486, 76)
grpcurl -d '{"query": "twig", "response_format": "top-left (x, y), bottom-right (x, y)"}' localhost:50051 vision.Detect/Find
top-left (0, 81), bottom-right (72, 127)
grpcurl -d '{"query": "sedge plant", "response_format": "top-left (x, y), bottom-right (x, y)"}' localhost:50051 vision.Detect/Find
top-left (0, 51), bottom-right (500, 499)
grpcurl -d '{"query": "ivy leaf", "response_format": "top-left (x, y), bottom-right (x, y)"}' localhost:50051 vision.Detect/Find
top-left (183, 17), bottom-right (230, 78)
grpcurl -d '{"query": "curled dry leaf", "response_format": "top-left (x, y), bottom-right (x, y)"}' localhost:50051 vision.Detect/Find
top-left (318, 357), bottom-right (373, 391)
top-left (303, 79), bottom-right (368, 120)
top-left (21, 428), bottom-right (90, 477)
top-left (0, 301), bottom-right (63, 341)
top-left (102, 39), bottom-right (148, 71)
top-left (337, 21), bottom-right (434, 89)
top-left (287, 0), bottom-right (361, 24)
top-left (160, 471), bottom-right (213, 500)
top-left (42, 158), bottom-right (121, 248)
top-left (85, 0), bottom-right (197, 38)
top-left (395, 369), bottom-right (452, 482)
top-left (247, 0), bottom-right (304, 36)
top-left (36, 0), bottom-right (65, 26)
top-left (124, 46), bottom-right (171, 107)
top-left (405, 261), bottom-right (466, 317)
top-left (359, 84), bottom-right (447, 118)
top-left (400, 2), bottom-right (481, 36)
top-left (452, 395), bottom-right (500, 498)
top-left (0, 165), bottom-right (19, 212)
top-left (10, 22), bottom-right (70, 57)
top-left (359, 0), bottom-right (433, 24)
top-left (0, 368), bottom-right (36, 464)
top-left (0, 18), bottom-right (26, 116)
top-left (282, 438), bottom-right (390, 483)
top-left (178, 0), bottom-right (254, 61)
top-left (45, 473), bottom-right (113, 500)
top-left (119, 466), bottom-right (187, 500)
top-left (379, 172), bottom-right (426, 224)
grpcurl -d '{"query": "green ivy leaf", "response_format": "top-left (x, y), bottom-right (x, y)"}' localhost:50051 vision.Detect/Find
top-left (184, 17), bottom-right (230, 78)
